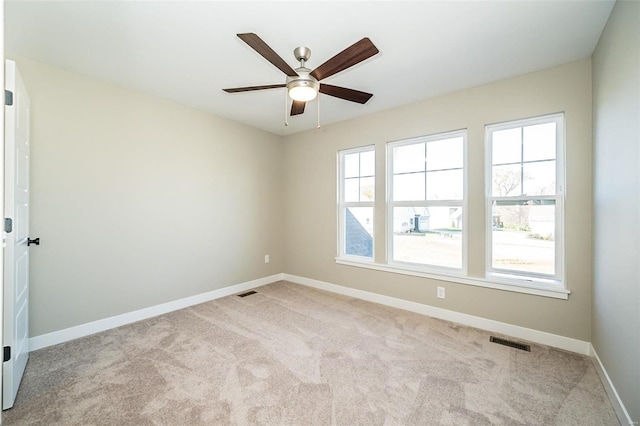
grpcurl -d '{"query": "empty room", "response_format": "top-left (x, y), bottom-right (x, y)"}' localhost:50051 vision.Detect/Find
top-left (1, 0), bottom-right (638, 424)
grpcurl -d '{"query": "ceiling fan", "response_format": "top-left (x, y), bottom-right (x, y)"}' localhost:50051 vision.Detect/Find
top-left (223, 33), bottom-right (379, 117)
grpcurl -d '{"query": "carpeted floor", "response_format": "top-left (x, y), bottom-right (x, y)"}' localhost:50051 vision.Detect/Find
top-left (3, 281), bottom-right (619, 425)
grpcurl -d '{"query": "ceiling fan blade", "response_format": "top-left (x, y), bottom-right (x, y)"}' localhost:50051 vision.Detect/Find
top-left (223, 84), bottom-right (285, 93)
top-left (290, 100), bottom-right (306, 116)
top-left (310, 38), bottom-right (379, 81)
top-left (237, 33), bottom-right (298, 77)
top-left (319, 84), bottom-right (373, 104)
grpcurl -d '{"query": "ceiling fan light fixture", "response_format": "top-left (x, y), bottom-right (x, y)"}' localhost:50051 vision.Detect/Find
top-left (287, 79), bottom-right (319, 102)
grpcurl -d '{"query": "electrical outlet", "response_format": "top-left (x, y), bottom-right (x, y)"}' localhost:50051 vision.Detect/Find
top-left (437, 287), bottom-right (445, 299)
top-left (264, 254), bottom-right (270, 264)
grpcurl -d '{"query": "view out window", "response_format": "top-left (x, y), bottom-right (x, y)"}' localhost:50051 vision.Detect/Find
top-left (486, 114), bottom-right (564, 282)
top-left (387, 131), bottom-right (466, 270)
top-left (338, 146), bottom-right (375, 259)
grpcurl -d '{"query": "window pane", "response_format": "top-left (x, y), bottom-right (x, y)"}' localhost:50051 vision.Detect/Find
top-left (427, 169), bottom-right (463, 200)
top-left (523, 160), bottom-right (555, 196)
top-left (345, 207), bottom-right (373, 258)
top-left (492, 201), bottom-right (555, 275)
top-left (360, 150), bottom-right (375, 177)
top-left (426, 137), bottom-right (464, 171)
top-left (492, 128), bottom-right (522, 165)
top-left (492, 164), bottom-right (522, 196)
top-left (344, 153), bottom-right (359, 178)
top-left (393, 172), bottom-right (425, 201)
top-left (360, 177), bottom-right (375, 202)
top-left (523, 123), bottom-right (556, 162)
top-left (394, 143), bottom-right (425, 174)
top-left (392, 206), bottom-right (462, 269)
top-left (344, 178), bottom-right (359, 202)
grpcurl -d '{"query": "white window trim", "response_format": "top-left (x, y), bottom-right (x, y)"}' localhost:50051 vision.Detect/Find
top-left (335, 257), bottom-right (570, 300)
top-left (337, 145), bottom-right (375, 261)
top-left (484, 113), bottom-right (565, 286)
top-left (334, 119), bottom-right (570, 300)
top-left (386, 129), bottom-right (468, 274)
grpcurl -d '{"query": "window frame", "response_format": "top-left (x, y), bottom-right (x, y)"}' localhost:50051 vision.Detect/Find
top-left (484, 113), bottom-right (565, 286)
top-left (386, 129), bottom-right (468, 274)
top-left (337, 145), bottom-right (376, 262)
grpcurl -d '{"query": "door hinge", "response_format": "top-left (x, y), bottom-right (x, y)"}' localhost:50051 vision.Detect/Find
top-left (4, 218), bottom-right (12, 233)
top-left (3, 346), bottom-right (10, 362)
top-left (5, 90), bottom-right (13, 106)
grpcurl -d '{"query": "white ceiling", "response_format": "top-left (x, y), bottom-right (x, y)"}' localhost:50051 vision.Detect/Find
top-left (5, 1), bottom-right (614, 136)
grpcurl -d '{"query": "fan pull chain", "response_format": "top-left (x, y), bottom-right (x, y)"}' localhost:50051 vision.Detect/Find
top-left (317, 93), bottom-right (321, 129)
top-left (284, 90), bottom-right (289, 127)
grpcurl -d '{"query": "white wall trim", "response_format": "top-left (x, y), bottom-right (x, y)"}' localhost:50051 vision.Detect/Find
top-left (283, 273), bottom-right (590, 355)
top-left (28, 273), bottom-right (285, 351)
top-left (590, 344), bottom-right (634, 426)
top-left (30, 272), bottom-right (590, 356)
top-left (335, 258), bottom-right (570, 300)
top-left (29, 272), bottom-right (630, 421)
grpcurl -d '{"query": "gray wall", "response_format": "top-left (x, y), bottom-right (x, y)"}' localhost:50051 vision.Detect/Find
top-left (17, 58), bottom-right (284, 337)
top-left (283, 59), bottom-right (594, 341)
top-left (19, 55), bottom-right (602, 343)
top-left (592, 0), bottom-right (640, 421)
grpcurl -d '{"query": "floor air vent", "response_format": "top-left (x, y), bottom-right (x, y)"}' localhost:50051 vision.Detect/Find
top-left (490, 336), bottom-right (531, 352)
top-left (237, 291), bottom-right (257, 298)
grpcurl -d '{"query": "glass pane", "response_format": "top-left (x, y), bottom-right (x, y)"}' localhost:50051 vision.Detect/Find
top-left (492, 128), bottom-right (521, 165)
top-left (394, 143), bottom-right (425, 174)
top-left (344, 178), bottom-right (359, 202)
top-left (427, 169), bottom-right (463, 200)
top-left (344, 153), bottom-right (359, 178)
top-left (523, 123), bottom-right (556, 162)
top-left (523, 160), bottom-right (555, 196)
top-left (345, 207), bottom-right (373, 258)
top-left (360, 177), bottom-right (375, 202)
top-left (360, 150), bottom-right (375, 177)
top-left (392, 206), bottom-right (462, 269)
top-left (492, 164), bottom-right (522, 196)
top-left (426, 137), bottom-right (463, 171)
top-left (393, 172), bottom-right (425, 201)
top-left (491, 201), bottom-right (555, 275)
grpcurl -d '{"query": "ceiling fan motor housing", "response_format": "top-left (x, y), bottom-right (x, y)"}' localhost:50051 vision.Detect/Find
top-left (286, 67), bottom-right (319, 101)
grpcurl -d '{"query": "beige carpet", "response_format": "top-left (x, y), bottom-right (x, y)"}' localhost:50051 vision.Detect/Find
top-left (3, 281), bottom-right (618, 425)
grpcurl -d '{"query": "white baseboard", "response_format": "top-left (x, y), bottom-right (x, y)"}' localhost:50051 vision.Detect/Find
top-left (590, 344), bottom-right (634, 426)
top-left (30, 272), bottom-right (631, 423)
top-left (283, 273), bottom-right (591, 355)
top-left (29, 271), bottom-right (590, 355)
top-left (28, 273), bottom-right (285, 351)
top-left (26, 271), bottom-right (633, 425)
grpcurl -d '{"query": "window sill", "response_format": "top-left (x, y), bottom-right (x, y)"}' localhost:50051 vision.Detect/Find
top-left (334, 257), bottom-right (570, 300)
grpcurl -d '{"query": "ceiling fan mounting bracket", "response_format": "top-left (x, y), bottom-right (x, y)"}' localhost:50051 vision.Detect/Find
top-left (293, 46), bottom-right (311, 65)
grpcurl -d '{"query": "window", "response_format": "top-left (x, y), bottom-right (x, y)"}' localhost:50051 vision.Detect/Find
top-left (338, 146), bottom-right (375, 260)
top-left (485, 114), bottom-right (564, 283)
top-left (387, 131), bottom-right (466, 271)
top-left (335, 116), bottom-right (568, 299)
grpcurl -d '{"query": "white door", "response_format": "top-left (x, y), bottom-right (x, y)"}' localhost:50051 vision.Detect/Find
top-left (3, 60), bottom-right (32, 410)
